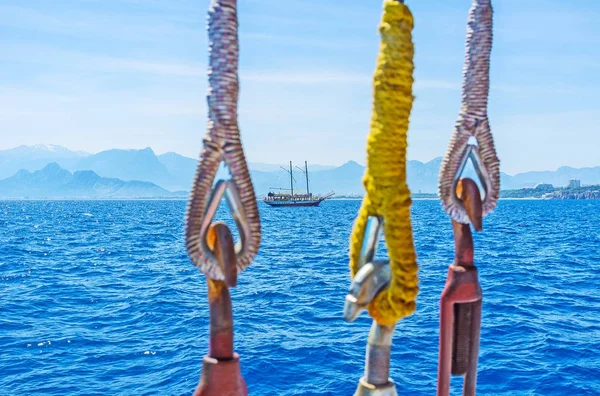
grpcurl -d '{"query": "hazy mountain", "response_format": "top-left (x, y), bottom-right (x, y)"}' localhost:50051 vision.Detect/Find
top-left (256, 158), bottom-right (446, 195)
top-left (0, 144), bottom-right (89, 179)
top-left (158, 152), bottom-right (198, 189)
top-left (305, 160), bottom-right (364, 195)
top-left (1, 144), bottom-right (599, 194)
top-left (248, 159), bottom-right (442, 195)
top-left (158, 152), bottom-right (237, 190)
top-left (500, 166), bottom-right (600, 189)
top-left (246, 162), bottom-right (336, 172)
top-left (0, 163), bottom-right (185, 198)
top-left (75, 147), bottom-right (177, 190)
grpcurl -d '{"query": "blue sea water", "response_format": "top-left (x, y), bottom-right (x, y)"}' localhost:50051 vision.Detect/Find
top-left (1, 199), bottom-right (599, 395)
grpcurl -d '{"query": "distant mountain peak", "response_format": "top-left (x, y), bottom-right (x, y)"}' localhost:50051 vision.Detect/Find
top-left (425, 157), bottom-right (443, 166)
top-left (14, 169), bottom-right (31, 177)
top-left (557, 165), bottom-right (577, 172)
top-left (32, 144), bottom-right (61, 152)
top-left (26, 144), bottom-right (89, 156)
top-left (43, 162), bottom-right (62, 171)
top-left (159, 151), bottom-right (186, 158)
top-left (0, 162), bottom-right (184, 198)
top-left (340, 160), bottom-right (364, 168)
top-left (73, 170), bottom-right (101, 180)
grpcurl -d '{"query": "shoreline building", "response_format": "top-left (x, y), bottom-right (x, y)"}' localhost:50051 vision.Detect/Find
top-left (568, 179), bottom-right (581, 189)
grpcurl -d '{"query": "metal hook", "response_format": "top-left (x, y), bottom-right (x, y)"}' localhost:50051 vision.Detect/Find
top-left (185, 0), bottom-right (261, 282)
top-left (345, 216), bottom-right (388, 321)
top-left (437, 178), bottom-right (483, 396)
top-left (194, 222), bottom-right (248, 396)
top-left (344, 216), bottom-right (398, 396)
top-left (451, 144), bottom-right (491, 210)
top-left (197, 180), bottom-right (251, 280)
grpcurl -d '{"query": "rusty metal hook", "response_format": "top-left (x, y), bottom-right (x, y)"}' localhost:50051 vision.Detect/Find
top-left (437, 178), bottom-right (483, 396)
top-left (194, 221), bottom-right (248, 396)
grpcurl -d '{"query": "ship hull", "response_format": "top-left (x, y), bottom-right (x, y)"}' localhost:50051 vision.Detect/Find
top-left (263, 199), bottom-right (323, 207)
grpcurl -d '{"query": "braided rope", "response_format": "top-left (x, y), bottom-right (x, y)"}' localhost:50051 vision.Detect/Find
top-left (349, 0), bottom-right (418, 326)
top-left (439, 0), bottom-right (500, 224)
top-left (185, 0), bottom-right (260, 280)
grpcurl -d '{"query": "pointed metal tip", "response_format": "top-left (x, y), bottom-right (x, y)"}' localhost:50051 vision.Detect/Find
top-left (209, 222), bottom-right (238, 287)
top-left (457, 178), bottom-right (483, 232)
top-left (343, 295), bottom-right (361, 323)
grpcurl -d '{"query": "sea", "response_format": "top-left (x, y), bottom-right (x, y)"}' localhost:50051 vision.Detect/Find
top-left (1, 199), bottom-right (599, 395)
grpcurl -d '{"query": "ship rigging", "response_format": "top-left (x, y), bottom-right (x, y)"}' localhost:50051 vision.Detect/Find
top-left (264, 161), bottom-right (334, 207)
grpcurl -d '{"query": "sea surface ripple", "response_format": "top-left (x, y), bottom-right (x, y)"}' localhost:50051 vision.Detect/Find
top-left (1, 200), bottom-right (599, 395)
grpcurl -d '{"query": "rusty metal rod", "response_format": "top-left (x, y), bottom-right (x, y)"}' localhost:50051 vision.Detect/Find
top-left (456, 178), bottom-right (483, 233)
top-left (437, 178), bottom-right (483, 396)
top-left (206, 222), bottom-right (236, 359)
top-left (194, 222), bottom-right (247, 396)
top-left (463, 298), bottom-right (482, 394)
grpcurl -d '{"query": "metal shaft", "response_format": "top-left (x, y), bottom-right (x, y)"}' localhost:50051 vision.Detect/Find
top-left (352, 321), bottom-right (398, 396)
top-left (437, 178), bottom-right (483, 396)
top-left (364, 322), bottom-right (395, 385)
top-left (207, 278), bottom-right (233, 359)
top-left (194, 222), bottom-right (247, 396)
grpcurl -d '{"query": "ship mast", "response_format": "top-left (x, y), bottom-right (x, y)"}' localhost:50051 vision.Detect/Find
top-left (279, 161), bottom-right (296, 198)
top-left (289, 161), bottom-right (294, 197)
top-left (295, 161), bottom-right (311, 198)
top-left (305, 161), bottom-right (310, 197)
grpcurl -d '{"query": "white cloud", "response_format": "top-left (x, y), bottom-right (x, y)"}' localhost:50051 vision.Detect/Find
top-left (241, 32), bottom-right (371, 50)
top-left (416, 80), bottom-right (460, 90)
top-left (0, 5), bottom-right (202, 43)
top-left (98, 58), bottom-right (204, 78)
top-left (242, 71), bottom-right (461, 90)
top-left (242, 71), bottom-right (369, 85)
top-left (0, 42), bottom-right (205, 78)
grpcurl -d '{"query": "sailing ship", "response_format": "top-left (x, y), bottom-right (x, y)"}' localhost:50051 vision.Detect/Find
top-left (263, 161), bottom-right (334, 207)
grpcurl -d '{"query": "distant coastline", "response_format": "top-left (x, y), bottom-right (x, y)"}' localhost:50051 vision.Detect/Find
top-left (4, 144), bottom-right (600, 200)
top-left (3, 186), bottom-right (600, 201)
top-left (501, 184), bottom-right (600, 200)
top-left (3, 195), bottom-right (597, 201)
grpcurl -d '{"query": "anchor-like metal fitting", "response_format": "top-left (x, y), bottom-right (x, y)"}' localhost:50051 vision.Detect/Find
top-left (344, 216), bottom-right (398, 396)
top-left (344, 260), bottom-right (391, 323)
top-left (437, 178), bottom-right (483, 396)
top-left (194, 222), bottom-right (248, 396)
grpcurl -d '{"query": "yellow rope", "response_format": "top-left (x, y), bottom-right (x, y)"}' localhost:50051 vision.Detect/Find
top-left (349, 0), bottom-right (418, 326)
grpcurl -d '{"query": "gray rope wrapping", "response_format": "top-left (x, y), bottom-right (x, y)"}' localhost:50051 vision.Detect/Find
top-left (439, 0), bottom-right (500, 223)
top-left (185, 0), bottom-right (261, 280)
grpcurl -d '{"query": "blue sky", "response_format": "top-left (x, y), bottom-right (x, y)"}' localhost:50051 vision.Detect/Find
top-left (0, 0), bottom-right (598, 175)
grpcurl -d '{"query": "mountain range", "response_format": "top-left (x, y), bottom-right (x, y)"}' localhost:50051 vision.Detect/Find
top-left (0, 163), bottom-right (186, 199)
top-left (1, 144), bottom-right (599, 198)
